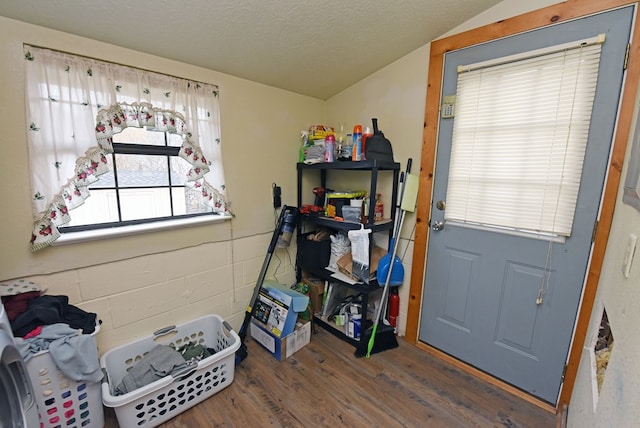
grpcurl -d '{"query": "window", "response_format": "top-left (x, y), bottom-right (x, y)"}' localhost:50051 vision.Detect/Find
top-left (24, 46), bottom-right (229, 250)
top-left (62, 127), bottom-right (215, 231)
top-left (445, 35), bottom-right (604, 237)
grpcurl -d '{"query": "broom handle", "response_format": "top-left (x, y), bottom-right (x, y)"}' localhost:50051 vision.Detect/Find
top-left (391, 158), bottom-right (411, 243)
top-left (396, 158), bottom-right (411, 236)
top-left (367, 210), bottom-right (406, 358)
top-left (366, 158), bottom-right (412, 358)
top-left (393, 172), bottom-right (405, 239)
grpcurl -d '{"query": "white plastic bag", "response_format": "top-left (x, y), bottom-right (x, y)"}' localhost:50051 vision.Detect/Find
top-left (348, 227), bottom-right (371, 284)
top-left (329, 232), bottom-right (351, 270)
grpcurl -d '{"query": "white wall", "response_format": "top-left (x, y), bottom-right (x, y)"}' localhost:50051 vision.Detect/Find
top-left (0, 16), bottom-right (323, 351)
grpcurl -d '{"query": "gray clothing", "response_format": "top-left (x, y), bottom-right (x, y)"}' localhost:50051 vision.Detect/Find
top-left (15, 323), bottom-right (102, 383)
top-left (115, 344), bottom-right (187, 395)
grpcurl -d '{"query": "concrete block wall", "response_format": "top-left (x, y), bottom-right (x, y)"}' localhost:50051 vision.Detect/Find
top-left (21, 233), bottom-right (297, 354)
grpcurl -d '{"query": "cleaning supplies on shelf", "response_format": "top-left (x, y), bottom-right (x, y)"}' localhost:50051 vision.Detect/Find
top-left (299, 130), bottom-right (310, 162)
top-left (374, 193), bottom-right (384, 222)
top-left (352, 125), bottom-right (363, 161)
top-left (324, 134), bottom-right (335, 162)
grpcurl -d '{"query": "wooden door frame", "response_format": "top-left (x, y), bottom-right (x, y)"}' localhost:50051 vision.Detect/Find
top-left (407, 0), bottom-right (640, 412)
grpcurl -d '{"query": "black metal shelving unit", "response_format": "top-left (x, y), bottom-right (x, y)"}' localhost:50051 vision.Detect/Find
top-left (296, 160), bottom-right (400, 355)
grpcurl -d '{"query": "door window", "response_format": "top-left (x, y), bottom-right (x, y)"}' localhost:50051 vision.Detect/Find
top-left (445, 36), bottom-right (604, 237)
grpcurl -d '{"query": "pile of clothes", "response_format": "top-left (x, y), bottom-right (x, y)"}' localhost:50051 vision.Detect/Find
top-left (114, 341), bottom-right (216, 395)
top-left (1, 279), bottom-right (101, 383)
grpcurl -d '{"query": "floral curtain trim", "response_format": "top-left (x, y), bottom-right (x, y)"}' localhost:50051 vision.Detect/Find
top-left (30, 102), bottom-right (230, 252)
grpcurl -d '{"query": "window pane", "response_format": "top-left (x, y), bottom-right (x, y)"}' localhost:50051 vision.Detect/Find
top-left (90, 155), bottom-right (114, 188)
top-left (116, 154), bottom-right (169, 187)
top-left (63, 189), bottom-right (119, 226)
top-left (170, 157), bottom-right (192, 185)
top-left (120, 188), bottom-right (172, 221)
top-left (112, 127), bottom-right (166, 145)
top-left (167, 133), bottom-right (183, 147)
top-left (172, 187), bottom-right (213, 215)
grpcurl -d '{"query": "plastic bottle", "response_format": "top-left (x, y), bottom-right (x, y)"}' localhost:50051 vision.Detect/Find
top-left (374, 193), bottom-right (384, 222)
top-left (388, 288), bottom-right (399, 335)
top-left (299, 130), bottom-right (309, 163)
top-left (362, 194), bottom-right (369, 224)
top-left (336, 122), bottom-right (346, 154)
top-left (352, 125), bottom-right (363, 161)
top-left (324, 134), bottom-right (335, 162)
top-left (362, 126), bottom-right (373, 160)
top-left (342, 133), bottom-right (353, 160)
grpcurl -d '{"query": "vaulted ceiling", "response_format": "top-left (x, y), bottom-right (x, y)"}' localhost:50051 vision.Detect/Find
top-left (0, 0), bottom-right (502, 99)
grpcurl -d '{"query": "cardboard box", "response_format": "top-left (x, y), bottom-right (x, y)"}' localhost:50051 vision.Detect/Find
top-left (250, 319), bottom-right (311, 361)
top-left (337, 245), bottom-right (387, 282)
top-left (252, 282), bottom-right (309, 338)
top-left (301, 273), bottom-right (325, 315)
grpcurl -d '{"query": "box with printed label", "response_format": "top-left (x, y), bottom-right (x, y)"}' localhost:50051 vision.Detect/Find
top-left (250, 319), bottom-right (311, 361)
top-left (252, 281), bottom-right (310, 338)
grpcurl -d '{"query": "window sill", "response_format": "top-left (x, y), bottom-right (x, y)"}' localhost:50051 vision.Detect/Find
top-left (53, 214), bottom-right (232, 246)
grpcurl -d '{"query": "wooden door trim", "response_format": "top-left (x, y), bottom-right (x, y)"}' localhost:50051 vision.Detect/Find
top-left (407, 0), bottom-right (640, 410)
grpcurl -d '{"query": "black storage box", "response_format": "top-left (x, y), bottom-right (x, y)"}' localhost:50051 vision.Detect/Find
top-left (297, 232), bottom-right (331, 273)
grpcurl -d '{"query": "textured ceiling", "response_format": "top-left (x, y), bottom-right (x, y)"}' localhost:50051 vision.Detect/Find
top-left (0, 0), bottom-right (502, 99)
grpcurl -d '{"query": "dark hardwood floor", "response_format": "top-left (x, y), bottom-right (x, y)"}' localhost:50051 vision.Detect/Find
top-left (104, 327), bottom-right (556, 427)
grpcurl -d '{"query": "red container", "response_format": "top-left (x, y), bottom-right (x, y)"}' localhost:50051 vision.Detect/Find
top-left (388, 288), bottom-right (399, 334)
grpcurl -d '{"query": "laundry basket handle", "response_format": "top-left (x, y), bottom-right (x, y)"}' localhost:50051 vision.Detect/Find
top-left (223, 321), bottom-right (234, 333)
top-left (153, 325), bottom-right (177, 337)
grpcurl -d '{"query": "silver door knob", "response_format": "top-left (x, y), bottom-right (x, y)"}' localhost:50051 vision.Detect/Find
top-left (432, 221), bottom-right (445, 231)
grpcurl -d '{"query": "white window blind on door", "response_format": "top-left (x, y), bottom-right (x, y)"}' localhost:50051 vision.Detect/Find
top-left (445, 36), bottom-right (604, 237)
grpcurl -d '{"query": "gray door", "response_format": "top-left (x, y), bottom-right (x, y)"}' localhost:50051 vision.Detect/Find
top-left (419, 6), bottom-right (633, 404)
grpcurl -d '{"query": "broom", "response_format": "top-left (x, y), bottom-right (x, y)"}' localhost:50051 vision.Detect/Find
top-left (363, 171), bottom-right (419, 358)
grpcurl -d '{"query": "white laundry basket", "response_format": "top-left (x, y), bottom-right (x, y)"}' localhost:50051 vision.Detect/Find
top-left (25, 326), bottom-right (104, 428)
top-left (100, 314), bottom-right (240, 428)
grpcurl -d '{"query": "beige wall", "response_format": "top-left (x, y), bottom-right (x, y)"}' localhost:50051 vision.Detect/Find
top-left (0, 16), bottom-right (323, 351)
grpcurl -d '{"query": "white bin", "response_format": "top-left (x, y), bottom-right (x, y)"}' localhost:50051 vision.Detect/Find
top-left (100, 314), bottom-right (240, 428)
top-left (25, 326), bottom-right (103, 428)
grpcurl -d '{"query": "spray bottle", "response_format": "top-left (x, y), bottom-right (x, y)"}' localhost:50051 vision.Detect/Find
top-left (299, 131), bottom-right (309, 163)
top-left (352, 125), bottom-right (363, 161)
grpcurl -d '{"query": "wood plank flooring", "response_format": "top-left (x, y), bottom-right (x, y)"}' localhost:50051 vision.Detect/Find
top-left (103, 327), bottom-right (556, 427)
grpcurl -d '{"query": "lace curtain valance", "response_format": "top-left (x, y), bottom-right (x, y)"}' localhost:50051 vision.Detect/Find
top-left (24, 46), bottom-right (229, 251)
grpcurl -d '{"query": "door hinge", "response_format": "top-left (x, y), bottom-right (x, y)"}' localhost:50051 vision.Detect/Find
top-left (592, 220), bottom-right (599, 243)
top-left (624, 43), bottom-right (631, 70)
top-left (561, 364), bottom-right (568, 381)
